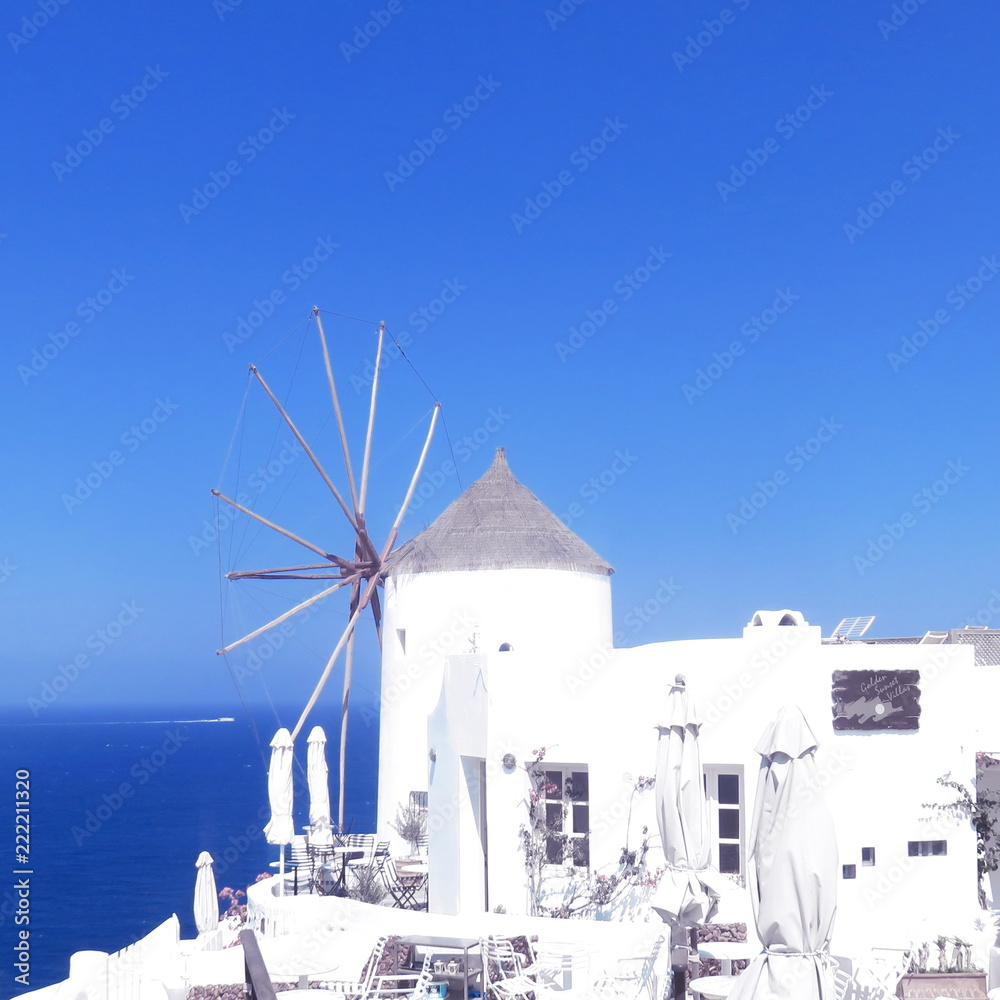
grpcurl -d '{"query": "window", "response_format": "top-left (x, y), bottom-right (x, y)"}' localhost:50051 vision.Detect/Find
top-left (843, 865), bottom-right (857, 879)
top-left (704, 766), bottom-right (743, 875)
top-left (499, 642), bottom-right (513, 652)
top-left (538, 766), bottom-right (589, 868)
top-left (908, 840), bottom-right (947, 857)
top-left (861, 847), bottom-right (875, 866)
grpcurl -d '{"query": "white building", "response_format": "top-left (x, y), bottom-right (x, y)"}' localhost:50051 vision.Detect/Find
top-left (376, 447), bottom-right (1000, 952)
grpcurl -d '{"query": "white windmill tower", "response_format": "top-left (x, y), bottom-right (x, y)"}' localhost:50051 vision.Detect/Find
top-left (376, 446), bottom-right (615, 843)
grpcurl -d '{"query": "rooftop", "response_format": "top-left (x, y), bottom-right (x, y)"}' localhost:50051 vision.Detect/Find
top-left (390, 447), bottom-right (614, 577)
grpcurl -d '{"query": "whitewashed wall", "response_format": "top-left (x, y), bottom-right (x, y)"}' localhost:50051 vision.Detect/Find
top-left (378, 566), bottom-right (613, 846)
top-left (421, 613), bottom-right (997, 953)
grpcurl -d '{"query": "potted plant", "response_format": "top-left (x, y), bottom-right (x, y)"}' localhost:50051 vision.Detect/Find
top-left (390, 801), bottom-right (427, 857)
top-left (897, 936), bottom-right (987, 998)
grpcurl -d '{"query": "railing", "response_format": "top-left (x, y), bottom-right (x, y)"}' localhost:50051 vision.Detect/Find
top-left (241, 929), bottom-right (279, 1000)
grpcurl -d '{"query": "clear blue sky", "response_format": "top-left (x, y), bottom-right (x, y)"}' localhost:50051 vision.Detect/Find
top-left (3, 0), bottom-right (999, 717)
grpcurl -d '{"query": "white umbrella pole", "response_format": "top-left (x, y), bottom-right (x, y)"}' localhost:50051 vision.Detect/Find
top-left (279, 845), bottom-right (286, 897)
top-left (669, 923), bottom-right (688, 999)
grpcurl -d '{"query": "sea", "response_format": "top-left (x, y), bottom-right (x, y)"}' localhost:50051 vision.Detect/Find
top-left (0, 704), bottom-right (379, 999)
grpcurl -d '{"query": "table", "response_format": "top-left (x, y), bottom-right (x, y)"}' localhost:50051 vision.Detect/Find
top-left (257, 939), bottom-right (339, 989)
top-left (697, 941), bottom-right (759, 976)
top-left (314, 845), bottom-right (364, 894)
top-left (274, 991), bottom-right (344, 999)
top-left (689, 975), bottom-right (738, 999)
top-left (534, 941), bottom-right (589, 991)
top-left (396, 860), bottom-right (429, 875)
top-left (399, 935), bottom-right (481, 1000)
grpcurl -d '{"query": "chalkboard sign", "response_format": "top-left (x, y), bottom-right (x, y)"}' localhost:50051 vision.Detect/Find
top-left (832, 669), bottom-right (920, 730)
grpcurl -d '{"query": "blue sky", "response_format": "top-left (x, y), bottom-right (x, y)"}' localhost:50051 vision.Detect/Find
top-left (3, 0), bottom-right (999, 717)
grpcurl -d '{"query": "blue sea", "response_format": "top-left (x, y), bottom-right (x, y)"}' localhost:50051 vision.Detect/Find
top-left (0, 704), bottom-right (378, 998)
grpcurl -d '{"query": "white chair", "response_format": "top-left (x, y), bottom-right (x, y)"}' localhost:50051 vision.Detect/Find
top-left (833, 967), bottom-right (893, 1000)
top-left (594, 935), bottom-right (663, 1000)
top-left (346, 835), bottom-right (381, 872)
top-left (369, 953), bottom-right (433, 1000)
top-left (268, 834), bottom-right (309, 870)
top-left (269, 835), bottom-right (311, 893)
top-left (855, 948), bottom-right (913, 994)
top-left (533, 941), bottom-right (590, 992)
top-left (322, 935), bottom-right (389, 998)
top-left (481, 937), bottom-right (551, 1000)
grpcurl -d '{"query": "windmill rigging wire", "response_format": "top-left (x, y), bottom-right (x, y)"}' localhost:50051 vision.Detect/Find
top-left (231, 320), bottom-right (317, 569)
top-left (256, 312), bottom-right (315, 365)
top-left (217, 515), bottom-right (270, 768)
top-left (216, 373), bottom-right (252, 491)
top-left (316, 307), bottom-right (380, 325)
top-left (210, 375), bottom-right (271, 764)
top-left (227, 581), bottom-right (343, 778)
top-left (384, 324), bottom-right (464, 492)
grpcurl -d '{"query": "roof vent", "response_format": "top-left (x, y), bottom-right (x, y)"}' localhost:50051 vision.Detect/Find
top-left (919, 631), bottom-right (948, 644)
top-left (749, 609), bottom-right (808, 627)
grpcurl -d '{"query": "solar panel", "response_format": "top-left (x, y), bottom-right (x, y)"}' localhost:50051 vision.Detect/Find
top-left (831, 615), bottom-right (876, 639)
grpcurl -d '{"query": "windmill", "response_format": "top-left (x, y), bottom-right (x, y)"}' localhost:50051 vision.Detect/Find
top-left (213, 308), bottom-right (440, 826)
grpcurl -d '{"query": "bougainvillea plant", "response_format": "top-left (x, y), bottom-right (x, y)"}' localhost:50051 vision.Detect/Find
top-left (519, 746), bottom-right (661, 918)
top-left (924, 754), bottom-right (1000, 906)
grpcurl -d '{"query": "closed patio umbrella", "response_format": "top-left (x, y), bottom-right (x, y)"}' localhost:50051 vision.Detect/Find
top-left (651, 675), bottom-right (727, 999)
top-left (651, 674), bottom-right (723, 927)
top-left (728, 706), bottom-right (838, 1000)
top-left (307, 725), bottom-right (334, 846)
top-left (193, 851), bottom-right (219, 936)
top-left (263, 728), bottom-right (295, 892)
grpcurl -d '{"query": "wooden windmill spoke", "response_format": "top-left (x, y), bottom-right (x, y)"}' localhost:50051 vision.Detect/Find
top-left (315, 308), bottom-right (359, 513)
top-left (291, 405), bottom-right (442, 749)
top-left (211, 490), bottom-right (348, 565)
top-left (230, 572), bottom-right (358, 580)
top-left (231, 562), bottom-right (341, 574)
top-left (357, 322), bottom-right (385, 516)
top-left (336, 576), bottom-right (363, 826)
top-left (387, 402), bottom-right (442, 542)
top-left (216, 578), bottom-right (358, 655)
top-left (226, 562), bottom-right (352, 580)
top-left (354, 518), bottom-right (382, 567)
top-left (369, 586), bottom-right (383, 645)
top-left (249, 364), bottom-right (361, 535)
top-left (291, 581), bottom-right (376, 741)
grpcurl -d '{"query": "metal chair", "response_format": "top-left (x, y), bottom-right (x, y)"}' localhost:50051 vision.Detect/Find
top-left (345, 834), bottom-right (380, 871)
top-left (268, 835), bottom-right (311, 894)
top-left (369, 953), bottom-right (433, 1000)
top-left (322, 935), bottom-right (390, 998)
top-left (480, 937), bottom-right (550, 1000)
top-left (594, 935), bottom-right (662, 1000)
top-left (832, 967), bottom-right (893, 1000)
top-left (377, 855), bottom-right (427, 910)
top-left (854, 948), bottom-right (913, 995)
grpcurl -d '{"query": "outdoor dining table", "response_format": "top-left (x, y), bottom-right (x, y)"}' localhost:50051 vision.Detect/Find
top-left (397, 935), bottom-right (480, 1000)
top-left (395, 860), bottom-right (429, 874)
top-left (276, 991), bottom-right (343, 999)
top-left (689, 974), bottom-right (739, 999)
top-left (257, 939), bottom-right (339, 989)
top-left (317, 844), bottom-right (364, 892)
top-left (696, 941), bottom-right (759, 976)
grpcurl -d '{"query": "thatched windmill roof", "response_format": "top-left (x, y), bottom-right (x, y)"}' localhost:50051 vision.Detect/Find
top-left (390, 448), bottom-right (613, 577)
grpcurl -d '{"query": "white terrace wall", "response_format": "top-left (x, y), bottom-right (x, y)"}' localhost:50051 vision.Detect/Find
top-left (378, 567), bottom-right (612, 848)
top-left (429, 616), bottom-right (998, 951)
